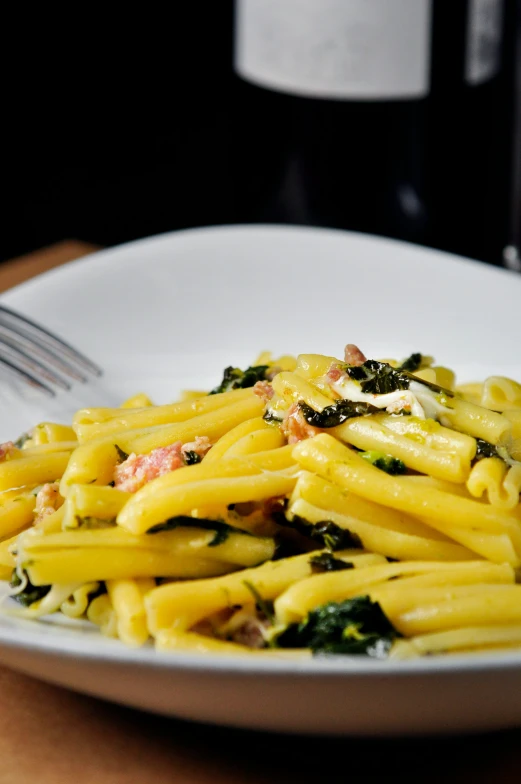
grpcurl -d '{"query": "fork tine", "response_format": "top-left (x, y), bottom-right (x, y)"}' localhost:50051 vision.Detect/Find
top-left (0, 355), bottom-right (56, 397)
top-left (0, 336), bottom-right (72, 391)
top-left (0, 305), bottom-right (103, 377)
top-left (0, 325), bottom-right (89, 383)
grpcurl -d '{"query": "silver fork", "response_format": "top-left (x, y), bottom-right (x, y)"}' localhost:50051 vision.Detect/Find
top-left (0, 305), bottom-right (102, 397)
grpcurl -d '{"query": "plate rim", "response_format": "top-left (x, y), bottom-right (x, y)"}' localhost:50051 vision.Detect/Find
top-left (1, 223), bottom-right (520, 306)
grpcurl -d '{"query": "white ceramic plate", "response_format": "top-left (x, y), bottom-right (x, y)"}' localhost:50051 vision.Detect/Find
top-left (1, 225), bottom-right (521, 736)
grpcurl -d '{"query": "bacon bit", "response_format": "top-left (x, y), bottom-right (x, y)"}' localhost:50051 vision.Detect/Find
top-left (181, 436), bottom-right (212, 460)
top-left (265, 366), bottom-right (282, 382)
top-left (230, 616), bottom-right (269, 649)
top-left (281, 403), bottom-right (322, 444)
top-left (34, 483), bottom-right (62, 523)
top-left (114, 442), bottom-right (185, 493)
top-left (0, 442), bottom-right (17, 462)
top-left (253, 380), bottom-right (274, 402)
top-left (326, 363), bottom-right (344, 382)
top-left (344, 344), bottom-right (367, 366)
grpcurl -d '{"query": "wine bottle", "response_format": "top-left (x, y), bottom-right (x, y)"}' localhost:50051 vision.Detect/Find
top-left (232, 0), bottom-right (516, 266)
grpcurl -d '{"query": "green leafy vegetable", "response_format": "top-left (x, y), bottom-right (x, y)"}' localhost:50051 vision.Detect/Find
top-left (209, 365), bottom-right (269, 395)
top-left (309, 553), bottom-right (354, 573)
top-left (243, 580), bottom-right (275, 624)
top-left (183, 450), bottom-right (201, 465)
top-left (285, 515), bottom-right (363, 551)
top-left (114, 444), bottom-right (129, 463)
top-left (299, 400), bottom-right (380, 428)
top-left (275, 596), bottom-right (400, 657)
top-left (14, 431), bottom-right (32, 449)
top-left (360, 451), bottom-right (407, 475)
top-left (346, 360), bottom-right (410, 395)
top-left (474, 438), bottom-right (499, 461)
top-left (74, 516), bottom-right (116, 530)
top-left (263, 410), bottom-right (283, 424)
top-left (9, 569), bottom-right (50, 607)
top-left (147, 515), bottom-right (253, 546)
top-left (398, 353), bottom-right (424, 372)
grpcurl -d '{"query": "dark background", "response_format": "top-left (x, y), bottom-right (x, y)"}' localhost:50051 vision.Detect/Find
top-left (1, 2), bottom-right (519, 266)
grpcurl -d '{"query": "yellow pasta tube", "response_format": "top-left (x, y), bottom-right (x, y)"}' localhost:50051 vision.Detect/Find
top-left (18, 441), bottom-right (78, 457)
top-left (0, 532), bottom-right (18, 575)
top-left (455, 383), bottom-right (483, 406)
top-left (87, 593), bottom-right (118, 637)
top-left (244, 445), bottom-right (296, 472)
top-left (117, 472), bottom-right (298, 534)
top-left (21, 549), bottom-right (242, 585)
top-left (155, 629), bottom-right (257, 655)
top-left (225, 427), bottom-right (285, 458)
top-left (415, 366), bottom-right (455, 391)
top-left (439, 396), bottom-right (511, 445)
top-left (16, 525), bottom-right (275, 584)
top-left (127, 395), bottom-right (265, 455)
top-left (291, 472), bottom-right (457, 543)
top-left (146, 550), bottom-right (332, 634)
top-left (60, 582), bottom-right (101, 618)
top-left (388, 585), bottom-right (521, 636)
top-left (74, 387), bottom-right (256, 437)
top-left (0, 452), bottom-right (70, 493)
top-left (120, 392), bottom-right (154, 408)
top-left (26, 422), bottom-right (76, 445)
top-left (253, 351), bottom-right (297, 372)
top-left (373, 414), bottom-right (476, 462)
top-left (467, 458), bottom-right (521, 510)
top-left (333, 416), bottom-right (470, 483)
top-left (59, 442), bottom-right (122, 494)
top-left (34, 504), bottom-right (65, 533)
top-left (62, 485), bottom-right (132, 528)
top-left (274, 560), bottom-right (495, 624)
top-left (393, 625), bottom-right (521, 656)
top-left (203, 417), bottom-right (270, 463)
top-left (414, 515), bottom-right (519, 565)
top-left (176, 390), bottom-right (208, 402)
top-left (294, 354), bottom-right (339, 380)
top-left (271, 371), bottom-right (333, 411)
top-left (293, 435), bottom-right (521, 545)
top-left (0, 492), bottom-right (36, 540)
top-left (369, 563), bottom-right (514, 605)
top-left (107, 578), bottom-right (155, 647)
top-left (481, 376), bottom-right (521, 412)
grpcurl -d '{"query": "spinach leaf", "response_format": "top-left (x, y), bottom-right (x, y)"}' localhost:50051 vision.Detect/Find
top-left (309, 553), bottom-right (354, 574)
top-left (263, 410), bottom-right (283, 424)
top-left (285, 515), bottom-right (363, 551)
top-left (14, 431), bottom-right (32, 449)
top-left (147, 515), bottom-right (252, 546)
top-left (360, 451), bottom-right (407, 475)
top-left (74, 516), bottom-right (115, 530)
top-left (474, 438), bottom-right (499, 461)
top-left (114, 444), bottom-right (129, 463)
top-left (243, 580), bottom-right (275, 624)
top-left (9, 569), bottom-right (50, 608)
top-left (299, 400), bottom-right (380, 428)
top-left (275, 595), bottom-right (400, 657)
top-left (209, 365), bottom-right (269, 395)
top-left (183, 450), bottom-right (201, 465)
top-left (346, 360), bottom-right (410, 396)
top-left (398, 353), bottom-right (424, 372)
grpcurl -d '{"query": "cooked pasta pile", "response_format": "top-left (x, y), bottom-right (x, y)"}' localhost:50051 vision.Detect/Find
top-left (1, 344), bottom-right (521, 660)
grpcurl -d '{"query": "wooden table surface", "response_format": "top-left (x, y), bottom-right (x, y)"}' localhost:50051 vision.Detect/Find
top-left (1, 241), bottom-right (521, 784)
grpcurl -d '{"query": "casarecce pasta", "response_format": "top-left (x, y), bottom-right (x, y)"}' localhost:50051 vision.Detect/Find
top-left (1, 343), bottom-right (521, 661)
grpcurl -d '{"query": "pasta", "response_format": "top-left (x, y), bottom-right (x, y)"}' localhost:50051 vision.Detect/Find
top-left (0, 344), bottom-right (520, 661)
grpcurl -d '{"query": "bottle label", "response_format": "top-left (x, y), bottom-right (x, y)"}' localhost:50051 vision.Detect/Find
top-left (465, 0), bottom-right (504, 85)
top-left (235, 0), bottom-right (433, 100)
